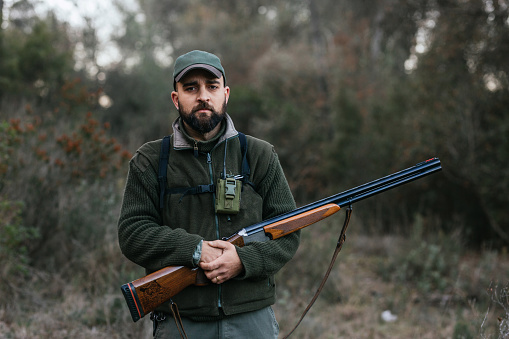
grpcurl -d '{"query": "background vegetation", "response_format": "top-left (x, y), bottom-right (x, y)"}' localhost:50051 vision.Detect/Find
top-left (0, 0), bottom-right (508, 338)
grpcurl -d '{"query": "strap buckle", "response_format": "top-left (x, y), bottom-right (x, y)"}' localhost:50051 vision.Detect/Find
top-left (224, 178), bottom-right (237, 199)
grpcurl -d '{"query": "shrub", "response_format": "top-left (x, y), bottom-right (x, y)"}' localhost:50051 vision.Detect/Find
top-left (480, 282), bottom-right (509, 339)
top-left (0, 79), bottom-right (131, 270)
top-left (377, 214), bottom-right (461, 295)
top-left (0, 199), bottom-right (39, 273)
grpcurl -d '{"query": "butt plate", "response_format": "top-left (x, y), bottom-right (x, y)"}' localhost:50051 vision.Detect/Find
top-left (120, 283), bottom-right (144, 322)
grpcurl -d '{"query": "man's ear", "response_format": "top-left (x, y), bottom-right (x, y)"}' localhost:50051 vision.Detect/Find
top-left (224, 86), bottom-right (230, 104)
top-left (171, 91), bottom-right (179, 109)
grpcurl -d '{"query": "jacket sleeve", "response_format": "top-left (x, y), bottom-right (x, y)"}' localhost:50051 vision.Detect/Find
top-left (235, 149), bottom-right (300, 280)
top-left (117, 149), bottom-right (203, 272)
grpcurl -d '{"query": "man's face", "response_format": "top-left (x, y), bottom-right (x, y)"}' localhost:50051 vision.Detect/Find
top-left (171, 69), bottom-right (230, 136)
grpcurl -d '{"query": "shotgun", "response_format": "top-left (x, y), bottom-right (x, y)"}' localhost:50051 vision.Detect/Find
top-left (121, 157), bottom-right (442, 322)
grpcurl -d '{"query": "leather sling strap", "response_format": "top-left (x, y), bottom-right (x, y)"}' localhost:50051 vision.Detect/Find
top-left (170, 299), bottom-right (188, 339)
top-left (283, 206), bottom-right (353, 339)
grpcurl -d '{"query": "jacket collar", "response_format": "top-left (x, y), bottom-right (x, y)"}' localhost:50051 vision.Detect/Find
top-left (172, 113), bottom-right (239, 150)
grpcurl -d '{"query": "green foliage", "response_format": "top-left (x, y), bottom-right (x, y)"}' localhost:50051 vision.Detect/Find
top-left (377, 215), bottom-right (460, 294)
top-left (0, 199), bottom-right (39, 273)
top-left (396, 241), bottom-right (453, 293)
top-left (453, 320), bottom-right (475, 339)
top-left (399, 0), bottom-right (509, 245)
top-left (1, 77), bottom-right (131, 269)
top-left (0, 121), bottom-right (20, 188)
top-left (0, 13), bottom-right (72, 97)
top-left (102, 58), bottom-right (175, 146)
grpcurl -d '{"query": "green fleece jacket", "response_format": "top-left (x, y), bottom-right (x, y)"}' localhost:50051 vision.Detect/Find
top-left (118, 114), bottom-right (300, 319)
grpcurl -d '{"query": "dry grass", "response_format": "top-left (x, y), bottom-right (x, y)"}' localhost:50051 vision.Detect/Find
top-left (1, 217), bottom-right (508, 339)
top-left (274, 218), bottom-right (509, 339)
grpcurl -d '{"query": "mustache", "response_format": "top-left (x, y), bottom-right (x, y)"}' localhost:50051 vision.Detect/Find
top-left (192, 102), bottom-right (214, 113)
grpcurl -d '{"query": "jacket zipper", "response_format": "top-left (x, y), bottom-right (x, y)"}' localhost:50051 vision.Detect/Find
top-left (207, 152), bottom-right (223, 309)
top-left (194, 140), bottom-right (199, 157)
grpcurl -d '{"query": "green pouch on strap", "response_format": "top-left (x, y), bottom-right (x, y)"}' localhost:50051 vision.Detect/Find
top-left (215, 177), bottom-right (242, 214)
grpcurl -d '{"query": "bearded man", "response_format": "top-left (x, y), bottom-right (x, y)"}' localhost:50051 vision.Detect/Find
top-left (118, 50), bottom-right (300, 338)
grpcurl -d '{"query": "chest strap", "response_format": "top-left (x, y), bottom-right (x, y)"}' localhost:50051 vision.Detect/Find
top-left (167, 184), bottom-right (215, 203)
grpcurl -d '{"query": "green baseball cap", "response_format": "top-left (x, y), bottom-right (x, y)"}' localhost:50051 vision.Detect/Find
top-left (173, 50), bottom-right (226, 83)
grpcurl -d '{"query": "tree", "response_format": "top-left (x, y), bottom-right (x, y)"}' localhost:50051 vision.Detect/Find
top-left (0, 4), bottom-right (73, 100)
top-left (103, 0), bottom-right (508, 245)
top-left (0, 2), bottom-right (131, 270)
top-left (401, 0), bottom-right (509, 244)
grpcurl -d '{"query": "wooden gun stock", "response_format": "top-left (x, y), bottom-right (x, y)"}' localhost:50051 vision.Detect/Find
top-left (121, 265), bottom-right (206, 322)
top-left (121, 158), bottom-right (442, 322)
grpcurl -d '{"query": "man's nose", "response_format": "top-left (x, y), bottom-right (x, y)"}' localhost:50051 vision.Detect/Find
top-left (197, 86), bottom-right (210, 102)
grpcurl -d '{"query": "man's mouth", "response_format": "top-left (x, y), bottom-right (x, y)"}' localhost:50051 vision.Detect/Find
top-left (194, 103), bottom-right (214, 113)
top-left (193, 106), bottom-right (214, 115)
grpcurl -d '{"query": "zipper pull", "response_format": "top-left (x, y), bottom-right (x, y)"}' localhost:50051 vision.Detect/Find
top-left (194, 141), bottom-right (199, 158)
top-left (207, 153), bottom-right (212, 164)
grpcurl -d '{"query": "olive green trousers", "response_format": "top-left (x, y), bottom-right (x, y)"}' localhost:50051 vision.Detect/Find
top-left (153, 306), bottom-right (279, 339)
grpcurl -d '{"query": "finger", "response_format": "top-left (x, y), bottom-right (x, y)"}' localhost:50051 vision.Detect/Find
top-left (200, 241), bottom-right (224, 263)
top-left (200, 261), bottom-right (216, 271)
top-left (200, 249), bottom-right (243, 281)
top-left (206, 240), bottom-right (231, 250)
top-left (205, 272), bottom-right (222, 284)
top-left (203, 269), bottom-right (217, 280)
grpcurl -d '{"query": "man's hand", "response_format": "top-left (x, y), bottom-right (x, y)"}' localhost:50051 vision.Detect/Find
top-left (200, 240), bottom-right (224, 264)
top-left (199, 240), bottom-right (244, 284)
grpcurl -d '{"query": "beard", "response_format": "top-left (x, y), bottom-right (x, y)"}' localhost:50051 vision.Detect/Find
top-left (178, 100), bottom-right (227, 135)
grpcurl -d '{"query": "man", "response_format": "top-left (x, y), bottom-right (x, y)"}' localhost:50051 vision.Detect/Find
top-left (118, 50), bottom-right (300, 338)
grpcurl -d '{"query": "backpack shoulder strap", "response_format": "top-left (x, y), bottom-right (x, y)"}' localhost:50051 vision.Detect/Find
top-left (238, 132), bottom-right (255, 189)
top-left (238, 132), bottom-right (250, 180)
top-left (158, 135), bottom-right (171, 210)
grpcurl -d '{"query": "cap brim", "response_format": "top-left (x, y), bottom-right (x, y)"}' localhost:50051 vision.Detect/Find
top-left (174, 64), bottom-right (222, 82)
